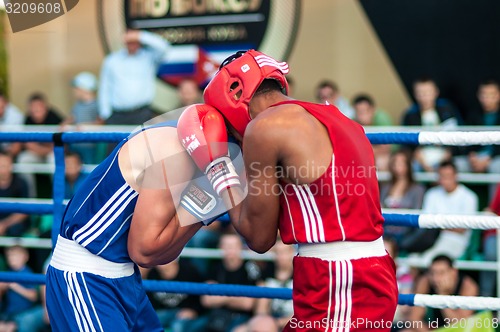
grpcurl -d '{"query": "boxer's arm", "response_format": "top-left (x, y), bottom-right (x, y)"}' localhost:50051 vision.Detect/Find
top-left (230, 119), bottom-right (281, 253)
top-left (127, 134), bottom-right (203, 267)
top-left (128, 183), bottom-right (202, 267)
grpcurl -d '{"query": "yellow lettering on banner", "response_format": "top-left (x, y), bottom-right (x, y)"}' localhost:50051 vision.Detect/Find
top-left (207, 25), bottom-right (247, 41)
top-left (227, 0), bottom-right (245, 13)
top-left (128, 0), bottom-right (169, 17)
top-left (128, 0), bottom-right (146, 17)
top-left (161, 27), bottom-right (206, 43)
top-left (192, 0), bottom-right (207, 14)
top-left (128, 0), bottom-right (263, 17)
top-left (171, 0), bottom-right (190, 16)
top-left (248, 0), bottom-right (261, 11)
top-left (150, 0), bottom-right (169, 17)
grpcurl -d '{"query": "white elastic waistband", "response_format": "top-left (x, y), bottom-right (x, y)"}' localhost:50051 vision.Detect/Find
top-left (298, 237), bottom-right (387, 261)
top-left (50, 235), bottom-right (134, 278)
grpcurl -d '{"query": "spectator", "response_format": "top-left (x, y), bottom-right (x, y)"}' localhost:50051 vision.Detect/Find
top-left (315, 79), bottom-right (354, 118)
top-left (0, 246), bottom-right (38, 332)
top-left (402, 255), bottom-right (478, 332)
top-left (384, 237), bottom-right (414, 332)
top-left (63, 71), bottom-right (102, 164)
top-left (0, 92), bottom-right (23, 127)
top-left (246, 314), bottom-right (279, 332)
top-left (455, 80), bottom-right (500, 195)
top-left (480, 183), bottom-right (500, 297)
top-left (254, 239), bottom-right (294, 330)
top-left (13, 255), bottom-right (51, 332)
top-left (380, 149), bottom-right (426, 246)
top-left (64, 151), bottom-right (87, 199)
top-left (408, 161), bottom-right (478, 265)
top-left (98, 29), bottom-right (170, 125)
top-left (352, 93), bottom-right (393, 171)
top-left (177, 78), bottom-right (203, 108)
top-left (0, 92), bottom-right (24, 156)
top-left (201, 233), bottom-right (260, 332)
top-left (401, 78), bottom-right (460, 171)
top-left (185, 220), bottom-right (224, 277)
top-left (352, 93), bottom-right (393, 127)
top-left (0, 152), bottom-right (29, 236)
top-left (145, 258), bottom-right (206, 332)
top-left (11, 93), bottom-right (63, 197)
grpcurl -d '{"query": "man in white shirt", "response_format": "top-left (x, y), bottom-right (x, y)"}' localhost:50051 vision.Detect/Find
top-left (0, 93), bottom-right (25, 156)
top-left (411, 161), bottom-right (478, 265)
top-left (0, 93), bottom-right (24, 126)
top-left (99, 29), bottom-right (170, 125)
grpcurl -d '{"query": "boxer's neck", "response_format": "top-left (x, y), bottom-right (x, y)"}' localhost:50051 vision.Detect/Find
top-left (249, 92), bottom-right (290, 118)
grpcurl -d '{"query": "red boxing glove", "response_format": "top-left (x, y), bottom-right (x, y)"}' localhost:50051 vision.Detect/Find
top-left (177, 104), bottom-right (241, 195)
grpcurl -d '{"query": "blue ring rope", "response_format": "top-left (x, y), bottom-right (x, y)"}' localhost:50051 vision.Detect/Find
top-left (0, 202), bottom-right (421, 228)
top-left (0, 271), bottom-right (415, 304)
top-left (0, 132), bottom-right (418, 145)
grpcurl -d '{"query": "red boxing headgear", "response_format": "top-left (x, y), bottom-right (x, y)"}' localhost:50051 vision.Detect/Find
top-left (203, 50), bottom-right (289, 137)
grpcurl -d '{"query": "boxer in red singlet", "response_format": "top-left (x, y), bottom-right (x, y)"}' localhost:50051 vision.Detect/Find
top-left (177, 50), bottom-right (397, 331)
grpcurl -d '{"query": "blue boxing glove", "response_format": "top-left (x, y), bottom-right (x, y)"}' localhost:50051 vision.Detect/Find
top-left (180, 173), bottom-right (226, 226)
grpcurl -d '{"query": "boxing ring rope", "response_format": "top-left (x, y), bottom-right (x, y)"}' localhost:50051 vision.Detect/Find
top-left (0, 271), bottom-right (499, 310)
top-left (0, 131), bottom-right (500, 312)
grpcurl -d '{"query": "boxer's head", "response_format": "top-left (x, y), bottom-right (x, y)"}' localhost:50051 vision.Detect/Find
top-left (203, 50), bottom-right (289, 137)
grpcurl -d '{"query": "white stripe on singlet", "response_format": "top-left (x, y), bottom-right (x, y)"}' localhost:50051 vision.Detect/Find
top-left (331, 154), bottom-right (346, 241)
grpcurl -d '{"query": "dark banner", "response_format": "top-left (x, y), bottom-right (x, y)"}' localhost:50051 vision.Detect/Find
top-left (360, 0), bottom-right (500, 123)
top-left (99, 0), bottom-right (300, 87)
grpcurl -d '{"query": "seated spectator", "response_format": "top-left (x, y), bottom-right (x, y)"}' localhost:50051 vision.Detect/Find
top-left (406, 161), bottom-right (478, 265)
top-left (63, 72), bottom-right (102, 164)
top-left (10, 93), bottom-right (63, 197)
top-left (145, 258), bottom-right (206, 332)
top-left (355, 94), bottom-right (393, 169)
top-left (384, 237), bottom-right (414, 332)
top-left (455, 79), bottom-right (500, 198)
top-left (177, 78), bottom-right (203, 108)
top-left (315, 79), bottom-right (354, 118)
top-left (13, 255), bottom-right (51, 332)
top-left (0, 92), bottom-right (24, 156)
top-left (352, 93), bottom-right (393, 171)
top-left (380, 150), bottom-right (425, 246)
top-left (401, 78), bottom-right (460, 171)
top-left (186, 220), bottom-right (224, 277)
top-left (352, 93), bottom-right (393, 127)
top-left (64, 151), bottom-right (87, 199)
top-left (480, 183), bottom-right (500, 297)
top-left (0, 92), bottom-right (24, 127)
top-left (402, 255), bottom-right (478, 332)
top-left (0, 246), bottom-right (38, 332)
top-left (201, 233), bottom-right (260, 332)
top-left (247, 314), bottom-right (279, 332)
top-left (254, 239), bottom-right (294, 330)
top-left (0, 151), bottom-right (29, 236)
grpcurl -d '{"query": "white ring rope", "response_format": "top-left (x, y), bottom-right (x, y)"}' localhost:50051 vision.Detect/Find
top-left (419, 131), bottom-right (500, 145)
top-left (418, 214), bottom-right (500, 230)
top-left (414, 294), bottom-right (500, 311)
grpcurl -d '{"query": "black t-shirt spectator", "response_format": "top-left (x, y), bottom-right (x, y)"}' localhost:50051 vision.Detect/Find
top-left (25, 109), bottom-right (62, 125)
top-left (0, 175), bottom-right (28, 222)
top-left (147, 260), bottom-right (205, 315)
top-left (207, 260), bottom-right (261, 315)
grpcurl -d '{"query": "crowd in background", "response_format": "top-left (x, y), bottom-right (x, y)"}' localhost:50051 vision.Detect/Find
top-left (0, 30), bottom-right (497, 331)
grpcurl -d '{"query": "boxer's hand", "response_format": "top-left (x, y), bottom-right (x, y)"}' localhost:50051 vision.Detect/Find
top-left (177, 104), bottom-right (241, 195)
top-left (180, 174), bottom-right (225, 226)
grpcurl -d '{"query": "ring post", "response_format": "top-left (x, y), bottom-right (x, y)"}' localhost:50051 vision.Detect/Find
top-left (51, 133), bottom-right (65, 247)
